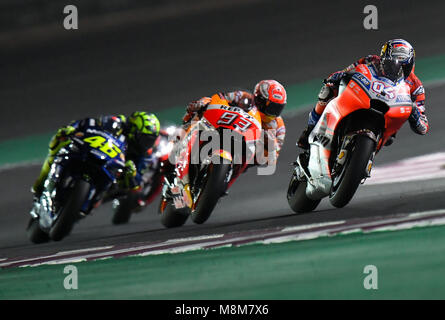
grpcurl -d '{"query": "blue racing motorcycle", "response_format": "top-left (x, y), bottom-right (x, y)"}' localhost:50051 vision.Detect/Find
top-left (27, 127), bottom-right (127, 243)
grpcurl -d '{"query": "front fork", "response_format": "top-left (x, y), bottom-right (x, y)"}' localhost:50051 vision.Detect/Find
top-left (29, 161), bottom-right (62, 229)
top-left (160, 154), bottom-right (234, 213)
top-left (160, 174), bottom-right (193, 211)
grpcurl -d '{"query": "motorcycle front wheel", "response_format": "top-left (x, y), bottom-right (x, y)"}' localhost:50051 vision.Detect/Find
top-left (49, 179), bottom-right (90, 241)
top-left (27, 217), bottom-right (50, 244)
top-left (329, 135), bottom-right (375, 208)
top-left (190, 162), bottom-right (231, 224)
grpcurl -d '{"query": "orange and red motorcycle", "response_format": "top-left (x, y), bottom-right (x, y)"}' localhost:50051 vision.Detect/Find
top-left (159, 94), bottom-right (262, 227)
top-left (288, 63), bottom-right (415, 212)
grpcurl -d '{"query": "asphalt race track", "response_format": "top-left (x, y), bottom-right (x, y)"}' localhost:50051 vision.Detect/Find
top-left (1, 0), bottom-right (445, 263)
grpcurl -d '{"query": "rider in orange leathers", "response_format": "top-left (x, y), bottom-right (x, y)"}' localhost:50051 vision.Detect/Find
top-left (182, 80), bottom-right (287, 165)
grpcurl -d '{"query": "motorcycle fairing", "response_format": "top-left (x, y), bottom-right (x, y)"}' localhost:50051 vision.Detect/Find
top-left (31, 127), bottom-right (126, 229)
top-left (166, 94), bottom-right (262, 210)
top-left (306, 64), bottom-right (413, 199)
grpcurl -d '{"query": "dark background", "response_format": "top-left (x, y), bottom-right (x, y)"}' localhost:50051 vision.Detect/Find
top-left (1, 0), bottom-right (444, 141)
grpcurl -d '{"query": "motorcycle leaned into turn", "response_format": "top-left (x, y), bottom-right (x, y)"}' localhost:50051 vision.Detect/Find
top-left (287, 63), bottom-right (415, 213)
top-left (27, 127), bottom-right (127, 243)
top-left (159, 94), bottom-right (263, 228)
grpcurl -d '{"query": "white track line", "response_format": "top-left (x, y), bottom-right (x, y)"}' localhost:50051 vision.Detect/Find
top-left (54, 246), bottom-right (114, 256)
top-left (3, 208), bottom-right (445, 268)
top-left (368, 152), bottom-right (445, 185)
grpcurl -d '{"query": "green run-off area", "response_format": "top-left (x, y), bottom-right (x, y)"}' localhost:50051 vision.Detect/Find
top-left (1, 224), bottom-right (445, 299)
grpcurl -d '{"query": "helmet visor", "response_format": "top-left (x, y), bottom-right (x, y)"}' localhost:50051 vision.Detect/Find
top-left (382, 58), bottom-right (403, 82)
top-left (264, 101), bottom-right (285, 117)
top-left (255, 96), bottom-right (285, 117)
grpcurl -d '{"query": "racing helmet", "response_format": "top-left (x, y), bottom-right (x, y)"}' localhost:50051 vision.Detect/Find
top-left (98, 115), bottom-right (126, 136)
top-left (254, 80), bottom-right (287, 121)
top-left (127, 111), bottom-right (160, 153)
top-left (380, 39), bottom-right (415, 82)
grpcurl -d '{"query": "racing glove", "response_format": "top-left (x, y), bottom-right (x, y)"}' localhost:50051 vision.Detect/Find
top-left (408, 106), bottom-right (429, 135)
top-left (187, 97), bottom-right (212, 113)
top-left (119, 160), bottom-right (138, 190)
top-left (324, 71), bottom-right (346, 86)
top-left (183, 97), bottom-right (212, 124)
top-left (49, 125), bottom-right (76, 156)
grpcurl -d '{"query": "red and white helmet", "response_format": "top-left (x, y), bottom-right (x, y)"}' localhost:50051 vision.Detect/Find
top-left (254, 80), bottom-right (287, 118)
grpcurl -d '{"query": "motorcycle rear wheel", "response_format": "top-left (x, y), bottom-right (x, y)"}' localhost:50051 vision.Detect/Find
top-left (287, 174), bottom-right (321, 213)
top-left (111, 193), bottom-right (138, 225)
top-left (160, 199), bottom-right (190, 228)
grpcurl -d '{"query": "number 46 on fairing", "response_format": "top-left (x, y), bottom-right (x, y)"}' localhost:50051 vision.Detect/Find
top-left (83, 136), bottom-right (122, 158)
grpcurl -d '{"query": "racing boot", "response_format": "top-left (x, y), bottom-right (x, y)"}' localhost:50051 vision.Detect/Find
top-left (31, 156), bottom-right (54, 201)
top-left (297, 125), bottom-right (315, 150)
top-left (294, 150), bottom-right (310, 175)
top-left (32, 126), bottom-right (75, 199)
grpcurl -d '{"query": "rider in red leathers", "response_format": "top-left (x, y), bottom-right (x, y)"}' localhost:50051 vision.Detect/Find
top-left (298, 39), bottom-right (429, 149)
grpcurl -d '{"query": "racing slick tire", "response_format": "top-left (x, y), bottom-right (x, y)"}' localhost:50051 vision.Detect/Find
top-left (27, 217), bottom-right (50, 244)
top-left (160, 200), bottom-right (190, 228)
top-left (190, 162), bottom-right (231, 224)
top-left (287, 175), bottom-right (321, 213)
top-left (111, 193), bottom-right (138, 225)
top-left (329, 135), bottom-right (376, 208)
top-left (49, 180), bottom-right (90, 241)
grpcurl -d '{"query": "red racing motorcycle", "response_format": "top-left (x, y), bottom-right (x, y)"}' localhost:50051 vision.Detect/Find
top-left (159, 94), bottom-right (263, 227)
top-left (288, 63), bottom-right (415, 212)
